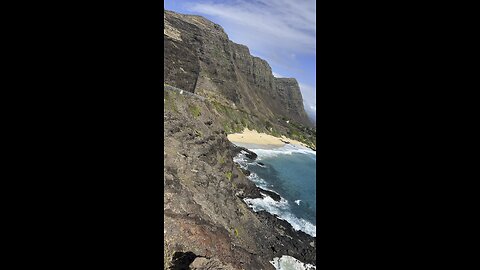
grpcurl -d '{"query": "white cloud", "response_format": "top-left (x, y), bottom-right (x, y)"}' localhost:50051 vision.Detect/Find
top-left (187, 0), bottom-right (316, 54)
top-left (184, 0), bottom-right (317, 124)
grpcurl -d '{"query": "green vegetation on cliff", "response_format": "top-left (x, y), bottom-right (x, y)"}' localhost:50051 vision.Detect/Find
top-left (163, 84), bottom-right (317, 269)
top-left (165, 87), bottom-right (316, 149)
top-left (210, 100), bottom-right (316, 149)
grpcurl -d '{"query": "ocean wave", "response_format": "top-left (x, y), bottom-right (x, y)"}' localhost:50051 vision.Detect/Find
top-left (248, 172), bottom-right (277, 189)
top-left (270, 255), bottom-right (316, 270)
top-left (234, 153), bottom-right (271, 189)
top-left (233, 150), bottom-right (316, 237)
top-left (250, 144), bottom-right (316, 160)
top-left (243, 194), bottom-right (316, 237)
top-left (233, 153), bottom-right (249, 169)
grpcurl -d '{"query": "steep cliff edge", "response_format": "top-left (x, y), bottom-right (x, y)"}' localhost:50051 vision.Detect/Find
top-left (164, 90), bottom-right (316, 269)
top-left (274, 78), bottom-right (311, 127)
top-left (164, 10), bottom-right (313, 128)
top-left (164, 9), bottom-right (317, 269)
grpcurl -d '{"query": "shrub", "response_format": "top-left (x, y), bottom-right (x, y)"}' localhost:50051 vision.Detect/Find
top-left (188, 104), bottom-right (201, 118)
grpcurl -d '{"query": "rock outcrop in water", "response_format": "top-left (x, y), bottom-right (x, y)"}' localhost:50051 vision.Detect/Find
top-left (164, 9), bottom-right (316, 269)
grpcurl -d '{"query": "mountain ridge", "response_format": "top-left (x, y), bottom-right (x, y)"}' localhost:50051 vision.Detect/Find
top-left (164, 9), bottom-right (314, 128)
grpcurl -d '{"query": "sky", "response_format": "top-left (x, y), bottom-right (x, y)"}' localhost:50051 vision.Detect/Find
top-left (164, 0), bottom-right (316, 123)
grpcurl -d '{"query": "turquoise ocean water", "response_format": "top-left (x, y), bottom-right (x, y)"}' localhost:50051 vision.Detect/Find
top-left (233, 144), bottom-right (316, 237)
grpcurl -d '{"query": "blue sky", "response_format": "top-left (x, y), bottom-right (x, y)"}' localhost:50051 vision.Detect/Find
top-left (164, 0), bottom-right (316, 123)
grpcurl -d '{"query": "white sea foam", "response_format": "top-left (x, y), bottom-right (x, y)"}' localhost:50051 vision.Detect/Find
top-left (295, 200), bottom-right (302, 205)
top-left (234, 153), bottom-right (270, 189)
top-left (270, 255), bottom-right (316, 270)
top-left (250, 144), bottom-right (316, 160)
top-left (243, 194), bottom-right (316, 237)
top-left (233, 153), bottom-right (249, 169)
top-left (247, 172), bottom-right (270, 188)
top-left (233, 150), bottom-right (316, 237)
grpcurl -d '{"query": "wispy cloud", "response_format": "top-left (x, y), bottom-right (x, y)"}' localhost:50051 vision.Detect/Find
top-left (182, 0), bottom-right (316, 124)
top-left (186, 0), bottom-right (316, 55)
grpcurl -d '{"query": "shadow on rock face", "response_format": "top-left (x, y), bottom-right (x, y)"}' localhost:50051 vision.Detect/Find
top-left (170, 251), bottom-right (197, 270)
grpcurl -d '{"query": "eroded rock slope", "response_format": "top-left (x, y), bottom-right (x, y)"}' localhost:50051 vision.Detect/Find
top-left (164, 90), bottom-right (316, 269)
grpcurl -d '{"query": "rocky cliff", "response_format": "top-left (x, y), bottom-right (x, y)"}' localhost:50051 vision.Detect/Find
top-left (163, 9), bottom-right (316, 269)
top-left (164, 10), bottom-right (313, 128)
top-left (164, 89), bottom-right (315, 269)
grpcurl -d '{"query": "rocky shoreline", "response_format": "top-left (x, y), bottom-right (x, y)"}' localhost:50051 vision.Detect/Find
top-left (164, 8), bottom-right (316, 269)
top-left (230, 144), bottom-right (317, 263)
top-left (164, 89), bottom-right (316, 269)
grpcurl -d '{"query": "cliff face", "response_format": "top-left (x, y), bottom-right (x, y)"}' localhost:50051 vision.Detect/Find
top-left (163, 10), bottom-right (317, 269)
top-left (164, 89), bottom-right (316, 269)
top-left (164, 10), bottom-right (312, 127)
top-left (274, 78), bottom-right (310, 126)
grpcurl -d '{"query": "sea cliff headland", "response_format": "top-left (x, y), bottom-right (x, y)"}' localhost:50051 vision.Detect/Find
top-left (164, 9), bottom-right (316, 269)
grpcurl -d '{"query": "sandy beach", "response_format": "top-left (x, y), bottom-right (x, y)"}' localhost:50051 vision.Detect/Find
top-left (227, 128), bottom-right (310, 150)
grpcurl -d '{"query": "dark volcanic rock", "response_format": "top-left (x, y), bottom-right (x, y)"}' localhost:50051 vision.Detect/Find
top-left (164, 9), bottom-right (316, 270)
top-left (274, 78), bottom-right (312, 127)
top-left (258, 188), bottom-right (281, 202)
top-left (239, 167), bottom-right (251, 176)
top-left (170, 251), bottom-right (197, 270)
top-left (230, 144), bottom-right (258, 160)
top-left (164, 10), bottom-right (313, 127)
top-left (164, 89), bottom-right (316, 269)
top-left (254, 211), bottom-right (316, 265)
